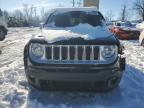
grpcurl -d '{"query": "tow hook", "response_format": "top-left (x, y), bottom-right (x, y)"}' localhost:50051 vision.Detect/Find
top-left (108, 77), bottom-right (119, 88)
top-left (120, 56), bottom-right (126, 71)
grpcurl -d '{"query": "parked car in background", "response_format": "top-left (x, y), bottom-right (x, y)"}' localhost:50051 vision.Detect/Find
top-left (0, 9), bottom-right (8, 41)
top-left (109, 21), bottom-right (140, 40)
top-left (139, 30), bottom-right (144, 47)
top-left (7, 17), bottom-right (19, 27)
top-left (136, 21), bottom-right (144, 32)
top-left (24, 8), bottom-right (126, 91)
top-left (7, 17), bottom-right (29, 27)
top-left (131, 20), bottom-right (142, 28)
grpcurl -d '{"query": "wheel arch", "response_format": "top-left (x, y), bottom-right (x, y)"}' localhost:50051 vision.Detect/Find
top-left (0, 26), bottom-right (7, 34)
top-left (24, 44), bottom-right (29, 68)
top-left (141, 39), bottom-right (144, 46)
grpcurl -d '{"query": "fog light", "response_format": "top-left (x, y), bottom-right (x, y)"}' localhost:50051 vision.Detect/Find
top-left (108, 77), bottom-right (118, 88)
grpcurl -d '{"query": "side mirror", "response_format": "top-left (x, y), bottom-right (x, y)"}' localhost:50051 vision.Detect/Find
top-left (40, 22), bottom-right (44, 29)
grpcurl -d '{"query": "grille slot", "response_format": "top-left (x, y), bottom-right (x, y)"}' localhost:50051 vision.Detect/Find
top-left (86, 46), bottom-right (91, 60)
top-left (78, 46), bottom-right (83, 60)
top-left (62, 46), bottom-right (67, 60)
top-left (46, 47), bottom-right (52, 59)
top-left (46, 45), bottom-right (99, 61)
top-left (94, 46), bottom-right (99, 60)
top-left (70, 46), bottom-right (75, 60)
top-left (54, 47), bottom-right (60, 60)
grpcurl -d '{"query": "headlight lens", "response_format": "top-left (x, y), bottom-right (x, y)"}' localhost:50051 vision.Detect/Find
top-left (101, 45), bottom-right (117, 58)
top-left (31, 43), bottom-right (44, 57)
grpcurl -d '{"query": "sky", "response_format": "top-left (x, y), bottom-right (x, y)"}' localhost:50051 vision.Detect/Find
top-left (0, 0), bottom-right (138, 20)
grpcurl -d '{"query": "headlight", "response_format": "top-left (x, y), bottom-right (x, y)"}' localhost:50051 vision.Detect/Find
top-left (101, 45), bottom-right (117, 59)
top-left (30, 43), bottom-right (44, 57)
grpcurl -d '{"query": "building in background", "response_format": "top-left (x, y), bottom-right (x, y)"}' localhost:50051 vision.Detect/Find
top-left (83, 0), bottom-right (99, 9)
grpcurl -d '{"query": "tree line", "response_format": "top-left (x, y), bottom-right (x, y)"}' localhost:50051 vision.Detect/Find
top-left (1, 4), bottom-right (47, 27)
top-left (0, 0), bottom-right (83, 27)
top-left (1, 0), bottom-right (144, 26)
top-left (105, 0), bottom-right (144, 21)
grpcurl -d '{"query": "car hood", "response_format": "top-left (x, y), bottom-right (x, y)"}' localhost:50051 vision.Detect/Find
top-left (35, 24), bottom-right (114, 43)
top-left (119, 26), bottom-right (139, 31)
top-left (139, 30), bottom-right (144, 44)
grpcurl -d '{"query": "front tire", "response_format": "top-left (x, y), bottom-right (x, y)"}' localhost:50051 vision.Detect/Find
top-left (26, 74), bottom-right (42, 90)
top-left (142, 39), bottom-right (144, 47)
top-left (0, 28), bottom-right (6, 41)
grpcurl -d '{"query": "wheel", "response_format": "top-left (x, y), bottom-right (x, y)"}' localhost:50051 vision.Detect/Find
top-left (26, 74), bottom-right (41, 89)
top-left (26, 74), bottom-right (48, 91)
top-left (104, 73), bottom-right (123, 92)
top-left (120, 58), bottom-right (126, 71)
top-left (0, 28), bottom-right (6, 41)
top-left (142, 39), bottom-right (144, 47)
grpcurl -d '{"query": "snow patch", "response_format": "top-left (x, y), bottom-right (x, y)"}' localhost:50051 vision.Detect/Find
top-left (38, 24), bottom-right (112, 43)
top-left (0, 28), bottom-right (144, 108)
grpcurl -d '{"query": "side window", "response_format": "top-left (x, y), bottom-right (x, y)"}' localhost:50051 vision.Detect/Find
top-left (126, 22), bottom-right (132, 27)
top-left (117, 23), bottom-right (121, 26)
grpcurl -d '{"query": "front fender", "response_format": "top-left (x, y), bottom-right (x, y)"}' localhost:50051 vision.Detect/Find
top-left (24, 44), bottom-right (28, 68)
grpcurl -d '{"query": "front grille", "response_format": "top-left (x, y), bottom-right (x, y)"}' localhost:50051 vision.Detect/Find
top-left (46, 45), bottom-right (99, 61)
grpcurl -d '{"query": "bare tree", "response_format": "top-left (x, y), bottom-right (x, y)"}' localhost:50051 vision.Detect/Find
top-left (119, 4), bottom-right (129, 21)
top-left (40, 8), bottom-right (45, 21)
top-left (105, 10), bottom-right (114, 21)
top-left (77, 0), bottom-right (82, 7)
top-left (3, 10), bottom-right (9, 21)
top-left (23, 4), bottom-right (30, 20)
top-left (72, 0), bottom-right (75, 7)
top-left (23, 4), bottom-right (38, 20)
top-left (0, 8), bottom-right (2, 16)
top-left (30, 6), bottom-right (37, 17)
top-left (40, 8), bottom-right (50, 22)
top-left (134, 0), bottom-right (144, 20)
top-left (71, 0), bottom-right (83, 7)
top-left (22, 4), bottom-right (40, 26)
top-left (13, 10), bottom-right (23, 20)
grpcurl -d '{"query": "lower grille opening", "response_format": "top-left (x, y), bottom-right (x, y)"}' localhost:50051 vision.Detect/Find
top-left (38, 80), bottom-right (106, 91)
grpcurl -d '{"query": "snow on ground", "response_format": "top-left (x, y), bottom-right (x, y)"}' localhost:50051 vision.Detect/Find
top-left (0, 28), bottom-right (144, 108)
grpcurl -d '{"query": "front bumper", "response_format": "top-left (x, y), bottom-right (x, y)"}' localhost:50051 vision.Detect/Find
top-left (25, 55), bottom-right (125, 90)
top-left (25, 57), bottom-right (123, 82)
top-left (27, 66), bottom-right (122, 81)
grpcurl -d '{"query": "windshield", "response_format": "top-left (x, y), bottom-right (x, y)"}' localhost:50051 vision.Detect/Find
top-left (46, 11), bottom-right (105, 28)
top-left (116, 22), bottom-right (132, 27)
